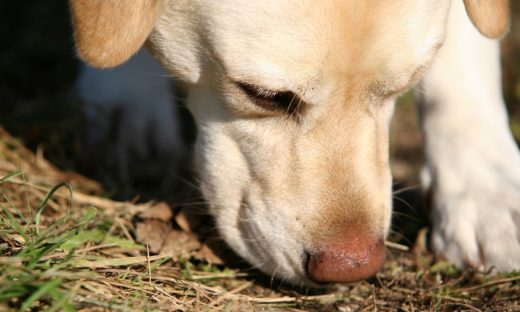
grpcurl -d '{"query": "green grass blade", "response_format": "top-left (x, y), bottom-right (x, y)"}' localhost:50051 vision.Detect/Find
top-left (48, 287), bottom-right (76, 312)
top-left (0, 170), bottom-right (23, 184)
top-left (20, 278), bottom-right (62, 311)
top-left (60, 228), bottom-right (104, 252)
top-left (0, 284), bottom-right (33, 301)
top-left (24, 230), bottom-right (80, 269)
top-left (19, 163), bottom-right (33, 221)
top-left (34, 182), bottom-right (73, 235)
top-left (71, 255), bottom-right (170, 268)
top-left (0, 203), bottom-right (28, 242)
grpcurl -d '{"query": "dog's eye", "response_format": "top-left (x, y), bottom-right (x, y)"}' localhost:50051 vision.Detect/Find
top-left (236, 82), bottom-right (301, 115)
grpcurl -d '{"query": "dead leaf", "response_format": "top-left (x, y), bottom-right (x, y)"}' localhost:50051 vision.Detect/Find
top-left (197, 243), bottom-right (225, 265)
top-left (174, 207), bottom-right (207, 232)
top-left (413, 227), bottom-right (432, 270)
top-left (137, 202), bottom-right (173, 222)
top-left (160, 230), bottom-right (201, 259)
top-left (135, 219), bottom-right (172, 253)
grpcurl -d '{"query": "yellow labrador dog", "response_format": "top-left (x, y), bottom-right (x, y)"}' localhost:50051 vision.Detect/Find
top-left (69, 0), bottom-right (519, 286)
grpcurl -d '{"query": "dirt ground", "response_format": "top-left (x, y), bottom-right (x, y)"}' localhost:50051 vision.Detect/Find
top-left (1, 1), bottom-right (520, 311)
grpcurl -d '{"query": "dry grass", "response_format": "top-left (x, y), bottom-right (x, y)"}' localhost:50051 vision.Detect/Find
top-left (1, 128), bottom-right (520, 312)
top-left (2, 2), bottom-right (520, 310)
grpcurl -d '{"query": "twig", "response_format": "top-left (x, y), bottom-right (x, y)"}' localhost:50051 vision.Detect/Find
top-left (384, 241), bottom-right (409, 251)
top-left (40, 243), bottom-right (119, 260)
top-left (460, 275), bottom-right (520, 292)
top-left (147, 243), bottom-right (152, 286)
top-left (443, 302), bottom-right (483, 312)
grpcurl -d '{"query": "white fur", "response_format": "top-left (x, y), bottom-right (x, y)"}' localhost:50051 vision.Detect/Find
top-left (419, 1), bottom-right (520, 271)
top-left (74, 0), bottom-right (520, 285)
top-left (147, 0), bottom-right (452, 285)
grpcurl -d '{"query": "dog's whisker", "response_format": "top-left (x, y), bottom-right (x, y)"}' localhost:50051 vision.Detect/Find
top-left (269, 265), bottom-right (281, 288)
top-left (392, 184), bottom-right (421, 195)
top-left (387, 228), bottom-right (414, 246)
top-left (392, 196), bottom-right (418, 213)
top-left (173, 200), bottom-right (209, 207)
top-left (391, 211), bottom-right (423, 224)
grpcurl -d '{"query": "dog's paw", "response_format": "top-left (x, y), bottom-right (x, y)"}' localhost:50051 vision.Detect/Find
top-left (423, 155), bottom-right (520, 272)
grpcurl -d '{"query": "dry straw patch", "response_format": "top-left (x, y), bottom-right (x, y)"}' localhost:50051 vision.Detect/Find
top-left (0, 127), bottom-right (519, 311)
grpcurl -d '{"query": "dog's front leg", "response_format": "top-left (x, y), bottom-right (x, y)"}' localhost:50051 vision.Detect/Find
top-left (418, 1), bottom-right (520, 271)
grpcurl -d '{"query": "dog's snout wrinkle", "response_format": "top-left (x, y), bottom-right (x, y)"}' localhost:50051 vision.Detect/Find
top-left (306, 233), bottom-right (385, 284)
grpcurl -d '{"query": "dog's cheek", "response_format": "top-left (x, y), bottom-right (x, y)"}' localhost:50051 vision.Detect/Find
top-left (194, 131), bottom-right (246, 208)
top-left (192, 127), bottom-right (288, 266)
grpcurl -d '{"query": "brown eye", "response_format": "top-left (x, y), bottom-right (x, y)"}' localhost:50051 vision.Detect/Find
top-left (236, 82), bottom-right (301, 115)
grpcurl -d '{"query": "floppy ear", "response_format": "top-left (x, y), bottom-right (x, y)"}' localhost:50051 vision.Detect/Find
top-left (463, 0), bottom-right (510, 39)
top-left (70, 0), bottom-right (166, 68)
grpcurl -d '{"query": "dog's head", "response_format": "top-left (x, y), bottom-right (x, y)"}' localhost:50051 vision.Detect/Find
top-left (70, 0), bottom-right (510, 286)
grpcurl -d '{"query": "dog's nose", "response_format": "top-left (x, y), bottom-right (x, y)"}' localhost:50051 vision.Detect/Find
top-left (306, 234), bottom-right (385, 284)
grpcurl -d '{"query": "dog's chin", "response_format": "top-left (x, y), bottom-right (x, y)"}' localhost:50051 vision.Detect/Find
top-left (213, 209), bottom-right (317, 288)
top-left (224, 236), bottom-right (321, 288)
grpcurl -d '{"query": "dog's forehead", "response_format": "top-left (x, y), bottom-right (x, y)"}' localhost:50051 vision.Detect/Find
top-left (198, 0), bottom-right (450, 91)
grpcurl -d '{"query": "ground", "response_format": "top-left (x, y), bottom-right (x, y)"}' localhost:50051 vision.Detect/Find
top-left (1, 1), bottom-right (520, 311)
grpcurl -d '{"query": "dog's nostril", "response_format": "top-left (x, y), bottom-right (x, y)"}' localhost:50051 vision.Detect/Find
top-left (305, 236), bottom-right (385, 284)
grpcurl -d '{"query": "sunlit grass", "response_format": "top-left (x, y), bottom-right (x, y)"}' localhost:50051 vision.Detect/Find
top-left (1, 130), bottom-right (520, 311)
